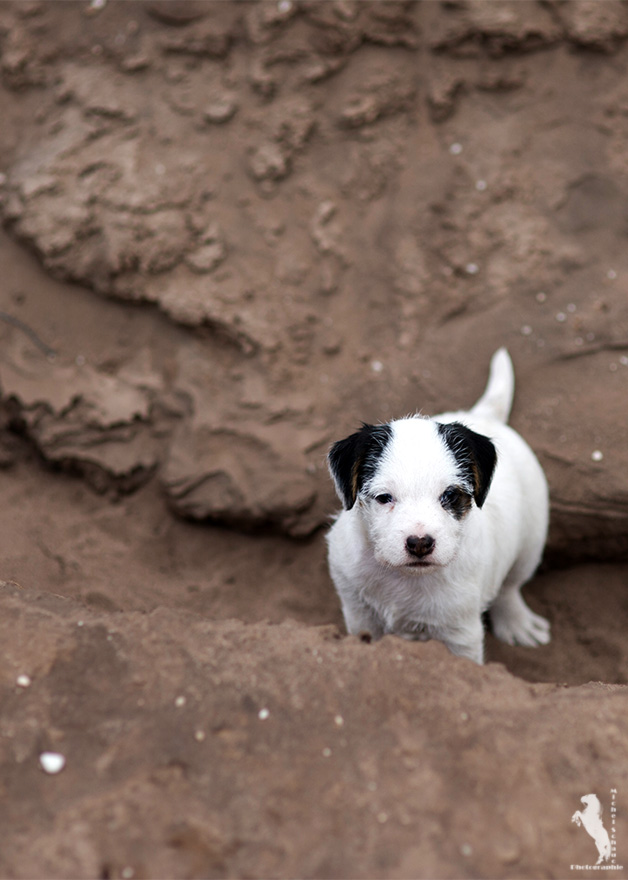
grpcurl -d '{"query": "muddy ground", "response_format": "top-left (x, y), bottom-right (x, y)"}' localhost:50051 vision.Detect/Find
top-left (1, 1), bottom-right (628, 878)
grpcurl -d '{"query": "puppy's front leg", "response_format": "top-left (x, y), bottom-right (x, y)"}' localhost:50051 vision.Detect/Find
top-left (339, 592), bottom-right (384, 642)
top-left (432, 616), bottom-right (485, 664)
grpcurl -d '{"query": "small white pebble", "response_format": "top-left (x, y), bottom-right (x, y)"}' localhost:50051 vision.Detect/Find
top-left (465, 262), bottom-right (479, 275)
top-left (39, 752), bottom-right (65, 774)
top-left (461, 843), bottom-right (473, 857)
top-left (334, 715), bottom-right (344, 727)
top-left (449, 142), bottom-right (463, 155)
top-left (77, 620), bottom-right (84, 627)
top-left (121, 869), bottom-right (134, 880)
top-left (591, 450), bottom-right (604, 462)
top-left (90, 0), bottom-right (107, 8)
top-left (475, 179), bottom-right (487, 191)
top-left (610, 363), bottom-right (618, 372)
top-left (194, 730), bottom-right (206, 742)
top-left (620, 356), bottom-right (628, 366)
top-left (536, 291), bottom-right (547, 303)
top-left (377, 812), bottom-right (388, 824)
top-left (460, 712), bottom-right (469, 721)
top-left (607, 269), bottom-right (617, 280)
top-left (174, 695), bottom-right (186, 708)
top-left (520, 325), bottom-right (532, 337)
top-left (322, 747), bottom-right (332, 757)
top-left (278, 0), bottom-right (293, 10)
top-left (16, 674), bottom-right (31, 688)
top-left (258, 708), bottom-right (270, 720)
top-left (555, 312), bottom-right (566, 323)
top-left (371, 360), bottom-right (383, 373)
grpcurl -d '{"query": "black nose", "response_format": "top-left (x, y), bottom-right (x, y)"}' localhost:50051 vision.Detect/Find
top-left (406, 534), bottom-right (435, 558)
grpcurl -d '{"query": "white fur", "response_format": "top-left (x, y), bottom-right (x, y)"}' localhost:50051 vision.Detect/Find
top-left (327, 348), bottom-right (550, 664)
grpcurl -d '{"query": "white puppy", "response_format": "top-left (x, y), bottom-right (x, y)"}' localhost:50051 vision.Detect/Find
top-left (326, 348), bottom-right (550, 664)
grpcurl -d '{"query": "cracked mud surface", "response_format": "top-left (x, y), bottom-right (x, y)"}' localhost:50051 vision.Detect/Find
top-left (1, 2), bottom-right (628, 877)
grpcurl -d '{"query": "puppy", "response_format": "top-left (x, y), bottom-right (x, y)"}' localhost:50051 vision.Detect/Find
top-left (326, 348), bottom-right (550, 664)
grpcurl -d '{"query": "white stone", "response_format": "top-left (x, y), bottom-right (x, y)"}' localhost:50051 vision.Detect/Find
top-left (39, 752), bottom-right (66, 774)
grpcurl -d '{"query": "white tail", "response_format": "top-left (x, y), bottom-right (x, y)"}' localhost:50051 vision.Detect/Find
top-left (470, 348), bottom-right (515, 424)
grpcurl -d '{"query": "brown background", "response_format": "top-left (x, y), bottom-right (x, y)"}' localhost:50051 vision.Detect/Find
top-left (1, 1), bottom-right (628, 877)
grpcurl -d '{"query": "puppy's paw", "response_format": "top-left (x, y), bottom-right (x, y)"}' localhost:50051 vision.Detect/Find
top-left (490, 591), bottom-right (551, 647)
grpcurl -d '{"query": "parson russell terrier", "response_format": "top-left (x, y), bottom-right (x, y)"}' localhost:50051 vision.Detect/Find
top-left (326, 349), bottom-right (550, 664)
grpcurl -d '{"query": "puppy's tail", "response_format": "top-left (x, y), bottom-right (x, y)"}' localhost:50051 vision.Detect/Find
top-left (470, 348), bottom-right (514, 424)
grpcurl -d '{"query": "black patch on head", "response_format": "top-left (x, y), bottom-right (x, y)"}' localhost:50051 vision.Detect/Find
top-left (436, 421), bottom-right (497, 509)
top-left (328, 423), bottom-right (393, 510)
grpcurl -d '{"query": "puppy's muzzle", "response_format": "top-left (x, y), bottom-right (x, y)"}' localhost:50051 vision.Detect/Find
top-left (405, 534), bottom-right (435, 559)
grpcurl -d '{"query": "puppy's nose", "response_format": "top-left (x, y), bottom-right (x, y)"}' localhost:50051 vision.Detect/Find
top-left (406, 534), bottom-right (435, 558)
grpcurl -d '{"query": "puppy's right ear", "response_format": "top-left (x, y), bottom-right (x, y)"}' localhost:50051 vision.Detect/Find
top-left (328, 423), bottom-right (392, 510)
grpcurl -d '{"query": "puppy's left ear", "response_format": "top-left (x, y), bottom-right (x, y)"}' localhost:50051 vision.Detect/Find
top-left (328, 423), bottom-right (392, 510)
top-left (437, 421), bottom-right (497, 508)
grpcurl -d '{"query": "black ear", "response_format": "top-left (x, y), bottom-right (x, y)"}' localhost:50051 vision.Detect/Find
top-left (436, 421), bottom-right (497, 508)
top-left (328, 423), bottom-right (393, 510)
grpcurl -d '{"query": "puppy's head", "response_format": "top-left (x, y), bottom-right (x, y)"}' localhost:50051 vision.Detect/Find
top-left (328, 418), bottom-right (496, 572)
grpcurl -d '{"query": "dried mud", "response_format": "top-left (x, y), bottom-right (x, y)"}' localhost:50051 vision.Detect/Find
top-left (1, 2), bottom-right (628, 878)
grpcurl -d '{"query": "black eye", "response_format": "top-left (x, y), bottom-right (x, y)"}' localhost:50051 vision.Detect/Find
top-left (375, 493), bottom-right (394, 505)
top-left (441, 487), bottom-right (459, 505)
top-left (440, 486), bottom-right (472, 519)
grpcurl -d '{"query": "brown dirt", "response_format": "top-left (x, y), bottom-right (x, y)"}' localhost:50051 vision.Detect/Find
top-left (1, 1), bottom-right (628, 877)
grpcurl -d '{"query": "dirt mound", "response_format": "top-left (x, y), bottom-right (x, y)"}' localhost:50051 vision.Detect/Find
top-left (1, 1), bottom-right (628, 877)
top-left (1, 582), bottom-right (627, 880)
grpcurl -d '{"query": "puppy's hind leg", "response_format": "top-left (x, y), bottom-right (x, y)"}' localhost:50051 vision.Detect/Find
top-left (489, 584), bottom-right (551, 647)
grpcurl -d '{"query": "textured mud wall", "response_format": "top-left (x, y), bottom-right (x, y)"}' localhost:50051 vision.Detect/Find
top-left (0, 2), bottom-right (628, 878)
top-left (1, 0), bottom-right (628, 551)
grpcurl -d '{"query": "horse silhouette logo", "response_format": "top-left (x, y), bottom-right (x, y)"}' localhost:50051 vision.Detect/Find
top-left (572, 794), bottom-right (612, 865)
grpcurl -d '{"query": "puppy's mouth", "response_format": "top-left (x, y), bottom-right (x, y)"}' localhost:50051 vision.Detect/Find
top-left (404, 560), bottom-right (434, 569)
